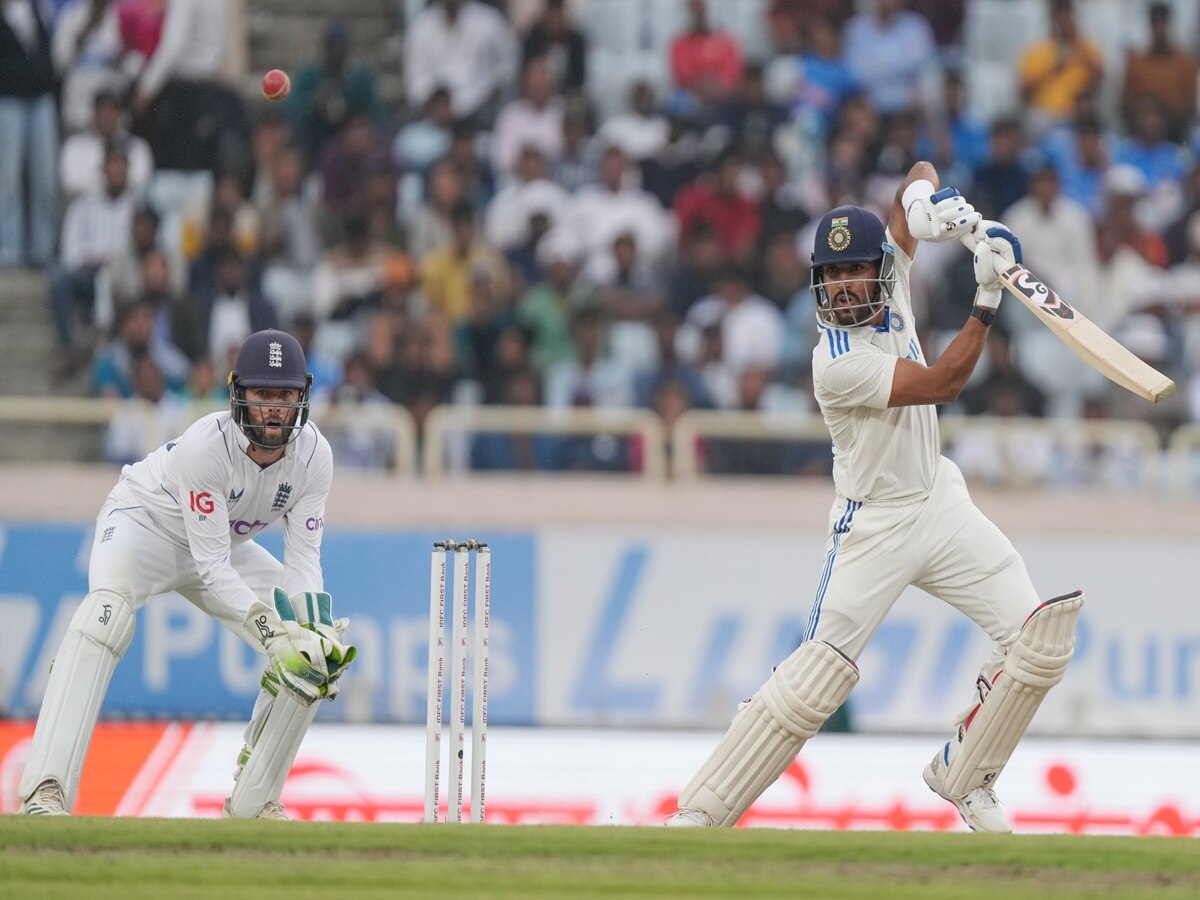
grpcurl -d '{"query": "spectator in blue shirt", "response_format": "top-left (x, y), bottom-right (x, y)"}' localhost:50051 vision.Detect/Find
top-left (842, 0), bottom-right (936, 117)
top-left (0, 0), bottom-right (57, 267)
top-left (919, 68), bottom-right (988, 191)
top-left (92, 299), bottom-right (189, 398)
top-left (1042, 114), bottom-right (1113, 220)
top-left (1114, 98), bottom-right (1189, 210)
top-left (971, 117), bottom-right (1030, 220)
top-left (634, 308), bottom-right (711, 410)
top-left (780, 15), bottom-right (857, 142)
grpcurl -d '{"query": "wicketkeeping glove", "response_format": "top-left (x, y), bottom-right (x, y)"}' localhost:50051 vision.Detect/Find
top-left (272, 588), bottom-right (358, 700)
top-left (244, 601), bottom-right (330, 704)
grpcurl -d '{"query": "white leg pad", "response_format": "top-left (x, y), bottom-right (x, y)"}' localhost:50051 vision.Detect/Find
top-left (225, 677), bottom-right (319, 818)
top-left (943, 590), bottom-right (1084, 797)
top-left (19, 590), bottom-right (136, 809)
top-left (678, 640), bottom-right (859, 827)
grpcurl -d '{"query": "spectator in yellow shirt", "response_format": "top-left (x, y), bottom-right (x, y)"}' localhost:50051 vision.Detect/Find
top-left (1018, 0), bottom-right (1103, 134)
top-left (419, 201), bottom-right (511, 326)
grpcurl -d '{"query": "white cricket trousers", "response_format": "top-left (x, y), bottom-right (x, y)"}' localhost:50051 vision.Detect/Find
top-left (803, 456), bottom-right (1040, 674)
top-left (91, 499), bottom-right (282, 647)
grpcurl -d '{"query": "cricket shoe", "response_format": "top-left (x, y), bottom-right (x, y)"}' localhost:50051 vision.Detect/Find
top-left (664, 808), bottom-right (716, 827)
top-left (923, 742), bottom-right (1012, 834)
top-left (222, 799), bottom-right (292, 820)
top-left (20, 779), bottom-right (68, 815)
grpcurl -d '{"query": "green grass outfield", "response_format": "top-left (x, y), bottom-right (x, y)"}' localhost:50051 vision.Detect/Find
top-left (2, 817), bottom-right (1198, 899)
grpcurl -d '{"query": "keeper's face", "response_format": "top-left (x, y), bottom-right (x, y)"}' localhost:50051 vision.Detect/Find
top-left (244, 387), bottom-right (302, 448)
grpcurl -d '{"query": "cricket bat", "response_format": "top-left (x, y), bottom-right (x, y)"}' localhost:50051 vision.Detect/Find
top-left (962, 235), bottom-right (1175, 403)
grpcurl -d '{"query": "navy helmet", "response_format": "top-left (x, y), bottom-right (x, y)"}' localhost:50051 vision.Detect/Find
top-left (228, 329), bottom-right (313, 448)
top-left (810, 205), bottom-right (896, 328)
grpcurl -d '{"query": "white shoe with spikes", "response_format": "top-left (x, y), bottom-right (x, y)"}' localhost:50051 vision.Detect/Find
top-left (664, 808), bottom-right (716, 827)
top-left (923, 742), bottom-right (1012, 834)
top-left (222, 798), bottom-right (292, 820)
top-left (20, 779), bottom-right (68, 816)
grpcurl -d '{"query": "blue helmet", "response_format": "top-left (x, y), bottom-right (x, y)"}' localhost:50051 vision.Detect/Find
top-left (810, 205), bottom-right (896, 328)
top-left (228, 329), bottom-right (313, 448)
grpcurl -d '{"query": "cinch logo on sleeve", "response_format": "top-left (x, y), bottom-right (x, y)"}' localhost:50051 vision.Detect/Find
top-left (229, 519), bottom-right (269, 536)
top-left (188, 491), bottom-right (215, 515)
top-left (305, 516), bottom-right (324, 532)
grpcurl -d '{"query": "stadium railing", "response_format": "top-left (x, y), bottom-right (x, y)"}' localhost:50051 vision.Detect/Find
top-left (421, 403), bottom-right (669, 480)
top-left (0, 396), bottom-right (420, 476)
top-left (670, 409), bottom-right (832, 480)
top-left (0, 397), bottom-right (1175, 489)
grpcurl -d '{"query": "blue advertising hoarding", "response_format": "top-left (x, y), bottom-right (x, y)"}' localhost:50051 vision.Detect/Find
top-left (3, 522), bottom-right (1197, 737)
top-left (0, 523), bottom-right (536, 724)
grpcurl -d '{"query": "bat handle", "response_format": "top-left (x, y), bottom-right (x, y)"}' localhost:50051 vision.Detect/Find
top-left (959, 225), bottom-right (1007, 293)
top-left (958, 225), bottom-right (1011, 292)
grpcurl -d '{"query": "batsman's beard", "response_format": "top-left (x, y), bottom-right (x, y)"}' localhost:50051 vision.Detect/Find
top-left (827, 283), bottom-right (880, 327)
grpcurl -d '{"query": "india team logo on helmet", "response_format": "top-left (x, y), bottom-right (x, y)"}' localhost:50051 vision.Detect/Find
top-left (827, 216), bottom-right (852, 252)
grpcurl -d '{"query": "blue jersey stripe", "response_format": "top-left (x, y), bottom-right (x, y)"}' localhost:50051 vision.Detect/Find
top-left (824, 327), bottom-right (853, 358)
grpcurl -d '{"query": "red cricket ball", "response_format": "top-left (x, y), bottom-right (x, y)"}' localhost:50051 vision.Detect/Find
top-left (262, 69), bottom-right (291, 101)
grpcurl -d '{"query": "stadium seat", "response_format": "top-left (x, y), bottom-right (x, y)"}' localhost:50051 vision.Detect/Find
top-left (963, 0), bottom-right (1047, 66)
top-left (965, 61), bottom-right (1021, 122)
top-left (583, 0), bottom-right (649, 54)
top-left (708, 0), bottom-right (771, 61)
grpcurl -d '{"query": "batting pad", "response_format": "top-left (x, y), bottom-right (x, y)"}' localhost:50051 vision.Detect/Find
top-left (226, 687), bottom-right (318, 818)
top-left (943, 590), bottom-right (1084, 797)
top-left (677, 640), bottom-right (859, 827)
top-left (19, 590), bottom-right (136, 809)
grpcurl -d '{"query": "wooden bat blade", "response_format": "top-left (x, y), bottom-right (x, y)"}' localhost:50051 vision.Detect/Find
top-left (997, 264), bottom-right (1176, 403)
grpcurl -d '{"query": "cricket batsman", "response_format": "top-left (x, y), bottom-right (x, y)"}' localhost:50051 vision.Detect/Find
top-left (19, 329), bottom-right (356, 819)
top-left (667, 162), bottom-right (1084, 833)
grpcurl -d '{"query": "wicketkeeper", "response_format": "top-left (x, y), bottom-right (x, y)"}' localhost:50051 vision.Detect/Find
top-left (20, 329), bottom-right (357, 819)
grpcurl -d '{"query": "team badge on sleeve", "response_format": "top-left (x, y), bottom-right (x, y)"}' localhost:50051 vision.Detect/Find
top-left (272, 482), bottom-right (293, 511)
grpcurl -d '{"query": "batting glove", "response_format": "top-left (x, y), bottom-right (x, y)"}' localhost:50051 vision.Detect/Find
top-left (904, 181), bottom-right (982, 243)
top-left (972, 222), bottom-right (1022, 310)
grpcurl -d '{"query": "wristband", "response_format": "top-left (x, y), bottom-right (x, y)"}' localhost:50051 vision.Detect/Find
top-left (971, 307), bottom-right (997, 327)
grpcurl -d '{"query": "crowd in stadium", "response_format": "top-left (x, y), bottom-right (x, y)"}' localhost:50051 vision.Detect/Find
top-left (3, 0), bottom-right (1200, 475)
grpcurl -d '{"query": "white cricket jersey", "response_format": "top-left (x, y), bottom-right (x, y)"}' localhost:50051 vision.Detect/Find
top-left (811, 231), bottom-right (939, 503)
top-left (106, 411), bottom-right (333, 613)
